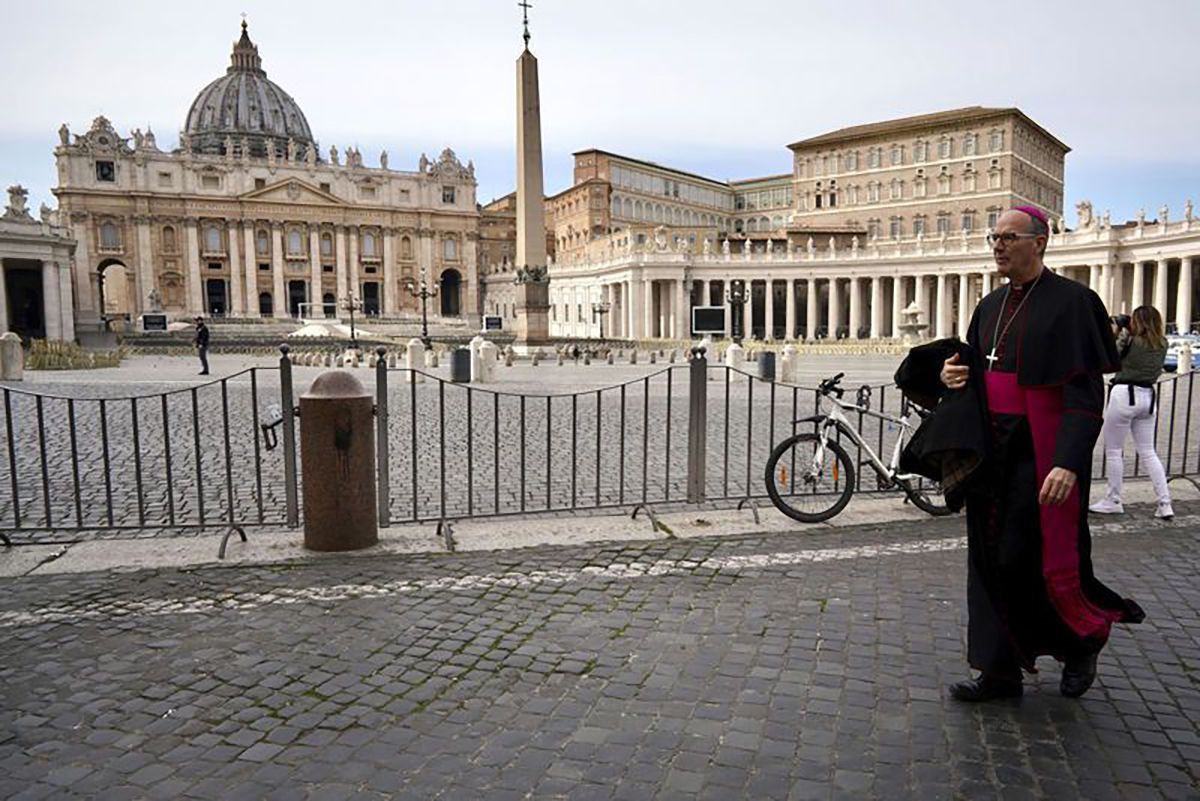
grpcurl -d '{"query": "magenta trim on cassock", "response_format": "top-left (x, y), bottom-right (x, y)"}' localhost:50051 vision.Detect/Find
top-left (983, 371), bottom-right (1122, 641)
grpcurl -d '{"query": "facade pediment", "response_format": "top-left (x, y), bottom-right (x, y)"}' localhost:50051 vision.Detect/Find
top-left (240, 179), bottom-right (341, 206)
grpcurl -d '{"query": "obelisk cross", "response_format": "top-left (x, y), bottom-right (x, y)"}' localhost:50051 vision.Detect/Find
top-left (519, 0), bottom-right (532, 47)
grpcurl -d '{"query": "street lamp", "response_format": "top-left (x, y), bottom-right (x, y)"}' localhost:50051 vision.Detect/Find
top-left (592, 300), bottom-right (611, 340)
top-left (405, 265), bottom-right (440, 348)
top-left (339, 292), bottom-right (362, 350)
top-left (725, 279), bottom-right (747, 343)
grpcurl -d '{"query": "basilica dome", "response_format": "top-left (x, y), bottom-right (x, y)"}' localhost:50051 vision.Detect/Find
top-left (182, 21), bottom-right (315, 159)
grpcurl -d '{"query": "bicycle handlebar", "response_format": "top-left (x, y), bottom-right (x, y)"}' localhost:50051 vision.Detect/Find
top-left (818, 373), bottom-right (846, 398)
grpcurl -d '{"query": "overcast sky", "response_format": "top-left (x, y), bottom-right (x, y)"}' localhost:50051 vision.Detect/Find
top-left (3, 0), bottom-right (1197, 224)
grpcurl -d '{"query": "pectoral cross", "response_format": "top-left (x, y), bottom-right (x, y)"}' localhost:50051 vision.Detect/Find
top-left (518, 0), bottom-right (533, 47)
top-left (986, 348), bottom-right (999, 369)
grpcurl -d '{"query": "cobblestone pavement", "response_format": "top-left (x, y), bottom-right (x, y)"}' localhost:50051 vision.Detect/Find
top-left (4, 356), bottom-right (1198, 542)
top-left (2, 509), bottom-right (1198, 799)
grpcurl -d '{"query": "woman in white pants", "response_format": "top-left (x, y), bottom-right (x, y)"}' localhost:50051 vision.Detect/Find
top-left (1090, 305), bottom-right (1173, 519)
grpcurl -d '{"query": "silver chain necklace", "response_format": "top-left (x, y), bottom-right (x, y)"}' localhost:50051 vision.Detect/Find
top-left (986, 270), bottom-right (1044, 370)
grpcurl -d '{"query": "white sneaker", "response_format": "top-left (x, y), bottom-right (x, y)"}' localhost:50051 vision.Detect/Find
top-left (1088, 497), bottom-right (1124, 515)
top-left (1154, 502), bottom-right (1175, 520)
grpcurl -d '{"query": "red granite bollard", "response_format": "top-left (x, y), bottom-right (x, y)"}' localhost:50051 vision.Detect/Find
top-left (299, 371), bottom-right (378, 551)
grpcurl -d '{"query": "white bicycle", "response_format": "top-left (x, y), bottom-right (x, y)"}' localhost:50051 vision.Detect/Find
top-left (764, 373), bottom-right (951, 523)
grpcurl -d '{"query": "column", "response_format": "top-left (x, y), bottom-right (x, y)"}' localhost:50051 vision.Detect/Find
top-left (1100, 262), bottom-right (1114, 311)
top-left (0, 261), bottom-right (7, 332)
top-left (463, 233), bottom-right (479, 319)
top-left (827, 278), bottom-right (841, 338)
top-left (335, 226), bottom-right (348, 306)
top-left (383, 228), bottom-right (397, 315)
top-left (417, 230), bottom-right (433, 293)
top-left (980, 271), bottom-right (993, 297)
top-left (741, 286), bottom-right (751, 340)
top-left (308, 226), bottom-right (322, 317)
top-left (848, 277), bottom-right (862, 338)
top-left (869, 276), bottom-right (883, 339)
top-left (1154, 259), bottom-right (1169, 317)
top-left (271, 223), bottom-right (287, 318)
top-left (58, 262), bottom-right (75, 342)
top-left (957, 273), bottom-right (971, 338)
top-left (70, 216), bottom-right (94, 317)
top-left (805, 278), bottom-right (817, 340)
top-left (348, 227), bottom-right (361, 300)
top-left (914, 274), bottom-right (929, 332)
top-left (184, 219), bottom-right (203, 314)
top-left (1131, 261), bottom-right (1145, 309)
top-left (675, 279), bottom-right (689, 339)
top-left (135, 217), bottom-right (154, 312)
top-left (227, 221), bottom-right (243, 316)
top-left (1178, 257), bottom-right (1194, 334)
top-left (889, 276), bottom-right (902, 339)
top-left (242, 224), bottom-right (259, 317)
top-left (935, 274), bottom-right (948, 339)
top-left (723, 281), bottom-right (733, 338)
top-left (764, 279), bottom-right (775, 341)
top-left (41, 261), bottom-right (63, 339)
top-left (644, 278), bottom-right (655, 338)
top-left (630, 278), bottom-right (645, 339)
top-left (784, 279), bottom-right (796, 340)
top-left (1088, 264), bottom-right (1101, 295)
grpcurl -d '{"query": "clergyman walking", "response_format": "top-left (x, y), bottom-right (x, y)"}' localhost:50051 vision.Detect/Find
top-left (194, 316), bottom-right (210, 375)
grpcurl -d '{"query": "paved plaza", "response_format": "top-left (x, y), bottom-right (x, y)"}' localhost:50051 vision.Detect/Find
top-left (1, 502), bottom-right (1198, 800)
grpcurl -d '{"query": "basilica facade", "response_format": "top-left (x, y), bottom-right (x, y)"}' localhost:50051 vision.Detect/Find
top-left (51, 22), bottom-right (480, 339)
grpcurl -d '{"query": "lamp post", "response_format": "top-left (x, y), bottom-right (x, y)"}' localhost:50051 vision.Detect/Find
top-left (725, 279), bottom-right (747, 343)
top-left (405, 265), bottom-right (440, 348)
top-left (592, 299), bottom-right (611, 340)
top-left (339, 292), bottom-right (362, 350)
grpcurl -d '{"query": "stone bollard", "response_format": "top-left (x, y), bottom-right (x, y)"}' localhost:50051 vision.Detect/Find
top-left (668, 350), bottom-right (677, 363)
top-left (426, 349), bottom-right (439, 369)
top-left (504, 348), bottom-right (515, 367)
top-left (368, 353), bottom-right (378, 369)
top-left (583, 351), bottom-right (592, 365)
top-left (781, 343), bottom-right (800, 384)
top-left (479, 341), bottom-right (498, 381)
top-left (387, 352), bottom-right (397, 368)
top-left (606, 351), bottom-right (614, 365)
top-left (725, 342), bottom-right (746, 381)
top-left (1178, 342), bottom-right (1193, 375)
top-left (630, 350), bottom-right (638, 364)
top-left (531, 347), bottom-right (542, 366)
top-left (469, 335), bottom-right (486, 382)
top-left (342, 349), bottom-right (359, 368)
top-left (406, 338), bottom-right (426, 382)
top-left (649, 351), bottom-right (657, 364)
top-left (556, 352), bottom-right (564, 366)
top-left (299, 371), bottom-right (378, 552)
top-left (0, 332), bottom-right (23, 380)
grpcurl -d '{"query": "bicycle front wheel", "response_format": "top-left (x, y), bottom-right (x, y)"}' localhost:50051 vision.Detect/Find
top-left (764, 433), bottom-right (856, 523)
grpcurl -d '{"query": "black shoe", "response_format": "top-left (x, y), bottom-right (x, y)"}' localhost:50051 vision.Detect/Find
top-left (949, 674), bottom-right (1023, 702)
top-left (199, 371), bottom-right (209, 375)
top-left (1060, 653), bottom-right (1098, 698)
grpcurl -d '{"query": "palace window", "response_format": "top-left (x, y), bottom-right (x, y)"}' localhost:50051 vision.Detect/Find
top-left (259, 292), bottom-right (273, 315)
top-left (867, 148), bottom-right (880, 169)
top-left (914, 141), bottom-right (927, 163)
top-left (360, 185), bottom-right (377, 199)
top-left (95, 161), bottom-right (115, 182)
top-left (961, 212), bottom-right (974, 232)
top-left (989, 130), bottom-right (1004, 151)
top-left (988, 169), bottom-right (1002, 190)
top-left (913, 217), bottom-right (926, 237)
top-left (987, 209), bottom-right (1000, 229)
top-left (938, 174), bottom-right (951, 195)
top-left (201, 175), bottom-right (220, 189)
top-left (938, 138), bottom-right (952, 159)
top-left (443, 238), bottom-right (458, 260)
top-left (963, 134), bottom-right (977, 156)
top-left (362, 232), bottom-right (377, 257)
top-left (400, 236), bottom-right (413, 259)
top-left (442, 185), bottom-right (456, 204)
top-left (204, 226), bottom-right (221, 252)
top-left (890, 145), bottom-right (903, 165)
top-left (867, 219), bottom-right (881, 239)
top-left (889, 218), bottom-right (902, 240)
top-left (158, 172), bottom-right (173, 188)
top-left (99, 221), bottom-right (121, 249)
top-left (287, 230), bottom-right (303, 254)
top-left (889, 179), bottom-right (902, 200)
top-left (849, 185), bottom-right (859, 205)
top-left (867, 182), bottom-right (880, 203)
top-left (936, 215), bottom-right (950, 235)
top-left (255, 178), bottom-right (266, 190)
top-left (162, 226), bottom-right (176, 252)
top-left (914, 177), bottom-right (927, 198)
top-left (259, 262), bottom-right (270, 272)
top-left (320, 233), bottom-right (333, 257)
top-left (845, 151), bottom-right (858, 171)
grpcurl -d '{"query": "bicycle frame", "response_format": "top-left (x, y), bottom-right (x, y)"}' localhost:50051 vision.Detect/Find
top-left (803, 393), bottom-right (926, 486)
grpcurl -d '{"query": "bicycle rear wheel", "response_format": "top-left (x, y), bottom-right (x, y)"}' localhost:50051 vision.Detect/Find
top-left (764, 433), bottom-right (856, 523)
top-left (898, 478), bottom-right (952, 517)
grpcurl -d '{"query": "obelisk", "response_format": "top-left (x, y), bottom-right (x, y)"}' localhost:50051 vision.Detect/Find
top-left (513, 11), bottom-right (550, 349)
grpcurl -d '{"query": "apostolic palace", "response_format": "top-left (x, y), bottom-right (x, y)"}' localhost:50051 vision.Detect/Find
top-left (1, 22), bottom-right (1197, 345)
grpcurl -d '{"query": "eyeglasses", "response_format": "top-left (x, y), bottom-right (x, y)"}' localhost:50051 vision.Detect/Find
top-left (986, 232), bottom-right (1041, 247)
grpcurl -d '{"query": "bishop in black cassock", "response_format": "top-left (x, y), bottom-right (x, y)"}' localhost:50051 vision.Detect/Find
top-left (942, 207), bottom-right (1144, 702)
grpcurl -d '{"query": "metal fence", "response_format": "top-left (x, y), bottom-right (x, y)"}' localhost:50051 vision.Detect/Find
top-left (1, 345), bottom-right (1198, 545)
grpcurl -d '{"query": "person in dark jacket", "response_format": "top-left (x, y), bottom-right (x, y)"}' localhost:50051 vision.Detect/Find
top-left (938, 207), bottom-right (1143, 703)
top-left (193, 316), bottom-right (210, 375)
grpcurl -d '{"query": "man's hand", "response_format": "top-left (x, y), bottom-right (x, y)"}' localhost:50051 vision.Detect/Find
top-left (941, 353), bottom-right (969, 390)
top-left (1039, 467), bottom-right (1077, 506)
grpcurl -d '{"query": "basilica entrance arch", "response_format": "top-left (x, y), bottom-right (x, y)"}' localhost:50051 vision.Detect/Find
top-left (97, 259), bottom-right (131, 330)
top-left (440, 268), bottom-right (462, 317)
top-left (2, 260), bottom-right (46, 341)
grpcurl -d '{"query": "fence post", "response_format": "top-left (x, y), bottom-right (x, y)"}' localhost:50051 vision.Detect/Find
top-left (375, 346), bottom-right (391, 528)
top-left (686, 346), bottom-right (708, 504)
top-left (280, 343), bottom-right (299, 529)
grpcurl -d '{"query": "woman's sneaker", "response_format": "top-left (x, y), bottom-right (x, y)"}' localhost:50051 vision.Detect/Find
top-left (1154, 502), bottom-right (1175, 520)
top-left (1088, 497), bottom-right (1124, 515)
